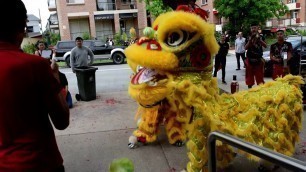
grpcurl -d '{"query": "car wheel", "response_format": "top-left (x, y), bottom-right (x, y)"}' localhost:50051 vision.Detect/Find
top-left (112, 52), bottom-right (125, 64)
top-left (65, 56), bottom-right (71, 68)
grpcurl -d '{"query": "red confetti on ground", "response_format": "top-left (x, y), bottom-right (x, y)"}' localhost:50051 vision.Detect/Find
top-left (105, 98), bottom-right (116, 105)
top-left (169, 168), bottom-right (176, 172)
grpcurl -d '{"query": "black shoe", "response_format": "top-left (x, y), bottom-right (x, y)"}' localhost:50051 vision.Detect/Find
top-left (236, 68), bottom-right (241, 70)
top-left (248, 85), bottom-right (253, 89)
top-left (222, 80), bottom-right (227, 84)
top-left (75, 94), bottom-right (81, 101)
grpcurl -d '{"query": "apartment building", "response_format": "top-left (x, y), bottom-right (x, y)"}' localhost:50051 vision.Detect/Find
top-left (198, 0), bottom-right (306, 31)
top-left (48, 0), bottom-right (149, 41)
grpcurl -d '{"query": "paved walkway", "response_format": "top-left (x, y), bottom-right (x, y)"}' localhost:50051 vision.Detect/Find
top-left (55, 58), bottom-right (306, 172)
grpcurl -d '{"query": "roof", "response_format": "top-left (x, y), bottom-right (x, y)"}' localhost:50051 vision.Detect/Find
top-left (27, 14), bottom-right (41, 22)
top-left (27, 32), bottom-right (42, 38)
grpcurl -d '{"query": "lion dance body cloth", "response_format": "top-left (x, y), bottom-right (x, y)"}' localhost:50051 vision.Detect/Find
top-left (125, 10), bottom-right (303, 172)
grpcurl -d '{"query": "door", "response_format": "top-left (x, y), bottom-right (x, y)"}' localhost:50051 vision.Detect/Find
top-left (95, 19), bottom-right (114, 41)
top-left (69, 18), bottom-right (90, 40)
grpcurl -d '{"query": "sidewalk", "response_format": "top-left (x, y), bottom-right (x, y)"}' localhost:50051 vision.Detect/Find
top-left (217, 51), bottom-right (273, 93)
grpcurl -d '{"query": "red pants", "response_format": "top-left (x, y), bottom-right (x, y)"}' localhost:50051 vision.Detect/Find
top-left (272, 64), bottom-right (284, 80)
top-left (245, 59), bottom-right (265, 86)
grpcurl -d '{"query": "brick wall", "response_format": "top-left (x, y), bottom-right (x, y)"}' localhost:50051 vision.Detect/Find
top-left (300, 0), bottom-right (305, 26)
top-left (56, 0), bottom-right (97, 40)
top-left (136, 1), bottom-right (147, 37)
top-left (198, 1), bottom-right (219, 25)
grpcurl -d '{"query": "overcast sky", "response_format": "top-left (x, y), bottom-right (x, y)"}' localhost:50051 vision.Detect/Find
top-left (22, 0), bottom-right (50, 31)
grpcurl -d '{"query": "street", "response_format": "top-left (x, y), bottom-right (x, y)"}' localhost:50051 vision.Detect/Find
top-left (55, 53), bottom-right (306, 172)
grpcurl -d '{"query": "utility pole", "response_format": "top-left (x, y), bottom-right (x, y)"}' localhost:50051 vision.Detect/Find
top-left (38, 9), bottom-right (43, 33)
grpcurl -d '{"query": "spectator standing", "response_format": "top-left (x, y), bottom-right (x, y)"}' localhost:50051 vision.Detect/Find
top-left (70, 37), bottom-right (94, 73)
top-left (213, 34), bottom-right (230, 84)
top-left (35, 41), bottom-right (73, 108)
top-left (108, 39), bottom-right (114, 46)
top-left (235, 32), bottom-right (246, 70)
top-left (34, 40), bottom-right (53, 59)
top-left (34, 41), bottom-right (46, 56)
top-left (270, 30), bottom-right (293, 80)
top-left (245, 23), bottom-right (267, 88)
top-left (70, 36), bottom-right (94, 100)
top-left (0, 1), bottom-right (69, 171)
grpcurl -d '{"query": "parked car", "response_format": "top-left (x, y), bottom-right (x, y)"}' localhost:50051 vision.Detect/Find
top-left (53, 40), bottom-right (127, 67)
top-left (262, 36), bottom-right (306, 77)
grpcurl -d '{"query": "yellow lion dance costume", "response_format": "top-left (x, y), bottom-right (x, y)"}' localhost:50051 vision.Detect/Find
top-left (125, 10), bottom-right (303, 172)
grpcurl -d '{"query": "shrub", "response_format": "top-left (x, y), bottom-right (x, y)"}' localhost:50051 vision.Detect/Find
top-left (82, 32), bottom-right (91, 40)
top-left (22, 43), bottom-right (36, 54)
top-left (114, 32), bottom-right (122, 45)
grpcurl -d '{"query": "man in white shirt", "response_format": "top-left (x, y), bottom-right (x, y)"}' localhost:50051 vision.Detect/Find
top-left (235, 32), bottom-right (246, 70)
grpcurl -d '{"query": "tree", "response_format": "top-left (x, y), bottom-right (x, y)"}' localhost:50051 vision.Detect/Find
top-left (140, 0), bottom-right (173, 17)
top-left (214, 0), bottom-right (288, 35)
top-left (43, 31), bottom-right (60, 46)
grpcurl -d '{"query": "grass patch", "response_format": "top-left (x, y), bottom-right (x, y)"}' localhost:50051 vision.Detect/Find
top-left (57, 61), bottom-right (66, 67)
top-left (57, 59), bottom-right (126, 68)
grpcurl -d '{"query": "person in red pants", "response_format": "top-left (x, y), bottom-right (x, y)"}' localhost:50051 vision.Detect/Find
top-left (270, 30), bottom-right (293, 80)
top-left (245, 23), bottom-right (267, 88)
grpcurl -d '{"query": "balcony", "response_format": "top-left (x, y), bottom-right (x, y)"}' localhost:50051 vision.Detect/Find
top-left (49, 13), bottom-right (59, 29)
top-left (284, 18), bottom-right (301, 25)
top-left (48, 0), bottom-right (56, 11)
top-left (97, 1), bottom-right (116, 11)
top-left (117, 0), bottom-right (137, 10)
top-left (96, 0), bottom-right (137, 11)
top-left (286, 3), bottom-right (301, 10)
top-left (265, 18), bottom-right (301, 28)
top-left (67, 0), bottom-right (85, 4)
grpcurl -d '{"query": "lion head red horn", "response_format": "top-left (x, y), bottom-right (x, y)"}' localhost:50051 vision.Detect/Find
top-left (162, 0), bottom-right (209, 21)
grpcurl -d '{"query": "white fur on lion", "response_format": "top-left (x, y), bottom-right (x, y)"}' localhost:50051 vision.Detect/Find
top-left (129, 135), bottom-right (137, 144)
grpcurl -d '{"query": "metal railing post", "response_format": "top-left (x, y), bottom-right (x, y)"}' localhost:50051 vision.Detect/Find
top-left (208, 131), bottom-right (306, 172)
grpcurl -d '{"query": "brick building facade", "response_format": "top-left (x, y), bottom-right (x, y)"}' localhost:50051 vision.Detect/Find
top-left (48, 0), bottom-right (149, 41)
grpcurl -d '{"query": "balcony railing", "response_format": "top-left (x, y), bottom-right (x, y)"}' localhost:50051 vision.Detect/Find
top-left (48, 0), bottom-right (56, 11)
top-left (266, 18), bottom-right (301, 27)
top-left (118, 0), bottom-right (137, 10)
top-left (97, 2), bottom-right (116, 11)
top-left (67, 0), bottom-right (85, 3)
top-left (96, 0), bottom-right (137, 11)
top-left (286, 2), bottom-right (301, 10)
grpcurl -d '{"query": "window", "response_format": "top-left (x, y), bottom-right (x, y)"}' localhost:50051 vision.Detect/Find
top-left (121, 0), bottom-right (131, 4)
top-left (202, 0), bottom-right (208, 5)
top-left (66, 0), bottom-right (84, 3)
top-left (290, 0), bottom-right (297, 3)
top-left (26, 26), bottom-right (34, 33)
top-left (291, 11), bottom-right (298, 18)
top-left (94, 41), bottom-right (104, 47)
top-left (58, 42), bottom-right (75, 49)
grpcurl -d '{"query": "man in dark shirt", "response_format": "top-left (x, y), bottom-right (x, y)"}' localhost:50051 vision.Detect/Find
top-left (270, 30), bottom-right (293, 80)
top-left (213, 34), bottom-right (230, 84)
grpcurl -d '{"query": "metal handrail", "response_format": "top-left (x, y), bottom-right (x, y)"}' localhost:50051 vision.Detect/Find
top-left (208, 131), bottom-right (306, 172)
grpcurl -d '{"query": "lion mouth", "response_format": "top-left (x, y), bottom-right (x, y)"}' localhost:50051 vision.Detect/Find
top-left (131, 66), bottom-right (167, 85)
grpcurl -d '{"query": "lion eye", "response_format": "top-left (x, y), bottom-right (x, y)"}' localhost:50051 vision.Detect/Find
top-left (166, 30), bottom-right (188, 47)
